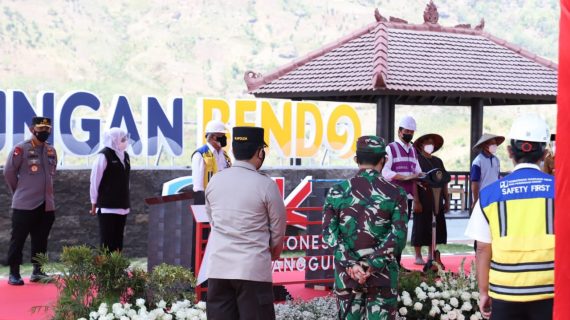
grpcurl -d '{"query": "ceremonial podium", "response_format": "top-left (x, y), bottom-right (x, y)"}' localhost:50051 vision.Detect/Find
top-left (144, 192), bottom-right (198, 272)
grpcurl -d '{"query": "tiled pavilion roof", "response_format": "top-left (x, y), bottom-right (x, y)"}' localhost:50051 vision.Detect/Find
top-left (244, 2), bottom-right (557, 105)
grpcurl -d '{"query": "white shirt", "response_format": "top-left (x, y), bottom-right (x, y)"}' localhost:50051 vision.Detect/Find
top-left (465, 163), bottom-right (541, 244)
top-left (382, 138), bottom-right (422, 180)
top-left (191, 143), bottom-right (230, 192)
top-left (89, 153), bottom-right (130, 215)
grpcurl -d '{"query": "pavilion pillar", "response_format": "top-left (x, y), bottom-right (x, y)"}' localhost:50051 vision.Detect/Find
top-left (470, 98), bottom-right (484, 162)
top-left (376, 96), bottom-right (395, 143)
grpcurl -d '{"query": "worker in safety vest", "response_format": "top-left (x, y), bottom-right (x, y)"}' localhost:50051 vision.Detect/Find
top-left (191, 120), bottom-right (232, 204)
top-left (465, 114), bottom-right (554, 320)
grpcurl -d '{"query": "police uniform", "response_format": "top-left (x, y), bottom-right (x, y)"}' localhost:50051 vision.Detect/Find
top-left (323, 136), bottom-right (408, 320)
top-left (3, 116), bottom-right (57, 285)
top-left (205, 126), bottom-right (286, 320)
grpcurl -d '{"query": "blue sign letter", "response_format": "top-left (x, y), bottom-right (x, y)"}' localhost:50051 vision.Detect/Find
top-left (58, 91), bottom-right (101, 155)
top-left (145, 97), bottom-right (183, 156)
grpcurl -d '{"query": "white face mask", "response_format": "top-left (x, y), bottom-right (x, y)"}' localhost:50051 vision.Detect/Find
top-left (488, 144), bottom-right (498, 154)
top-left (423, 144), bottom-right (435, 154)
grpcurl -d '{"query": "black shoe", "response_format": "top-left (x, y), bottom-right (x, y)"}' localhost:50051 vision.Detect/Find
top-left (30, 271), bottom-right (52, 283)
top-left (8, 273), bottom-right (24, 286)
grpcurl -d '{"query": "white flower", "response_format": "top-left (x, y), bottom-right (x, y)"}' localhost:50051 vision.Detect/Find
top-left (450, 297), bottom-right (459, 308)
top-left (196, 301), bottom-right (207, 310)
top-left (471, 292), bottom-right (480, 299)
top-left (428, 292), bottom-right (435, 299)
top-left (439, 300), bottom-right (445, 307)
top-left (435, 292), bottom-right (442, 298)
top-left (417, 291), bottom-right (428, 301)
top-left (443, 304), bottom-right (452, 313)
top-left (450, 290), bottom-right (458, 297)
top-left (89, 311), bottom-right (99, 320)
top-left (461, 302), bottom-right (473, 311)
top-left (120, 317), bottom-right (129, 320)
top-left (78, 318), bottom-right (87, 320)
top-left (461, 292), bottom-right (472, 301)
top-left (475, 311), bottom-right (483, 319)
top-left (163, 314), bottom-right (173, 320)
top-left (429, 306), bottom-right (441, 317)
top-left (403, 297), bottom-right (413, 306)
top-left (436, 280), bottom-right (443, 287)
top-left (431, 299), bottom-right (440, 306)
top-left (442, 291), bottom-right (451, 299)
top-left (402, 291), bottom-right (410, 298)
top-left (200, 313), bottom-right (207, 320)
top-left (127, 309), bottom-right (137, 318)
top-left (413, 302), bottom-right (423, 311)
top-left (399, 307), bottom-right (408, 316)
top-left (136, 298), bottom-right (146, 307)
top-left (470, 315), bottom-right (479, 320)
top-left (447, 311), bottom-right (458, 320)
top-left (428, 286), bottom-right (436, 292)
top-left (441, 315), bottom-right (449, 320)
top-left (158, 300), bottom-right (167, 309)
top-left (458, 313), bottom-right (466, 320)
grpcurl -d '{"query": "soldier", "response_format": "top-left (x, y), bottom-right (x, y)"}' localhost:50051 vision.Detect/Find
top-left (323, 135), bottom-right (408, 320)
top-left (205, 126), bottom-right (286, 320)
top-left (4, 116), bottom-right (57, 285)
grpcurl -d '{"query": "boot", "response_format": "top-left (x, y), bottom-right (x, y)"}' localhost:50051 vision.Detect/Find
top-left (30, 264), bottom-right (51, 283)
top-left (8, 265), bottom-right (24, 286)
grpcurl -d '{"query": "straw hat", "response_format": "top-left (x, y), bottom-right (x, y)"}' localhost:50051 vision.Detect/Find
top-left (414, 133), bottom-right (444, 153)
top-left (473, 133), bottom-right (505, 151)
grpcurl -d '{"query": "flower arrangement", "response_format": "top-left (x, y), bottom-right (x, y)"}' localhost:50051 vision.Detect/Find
top-left (80, 299), bottom-right (207, 320)
top-left (274, 296), bottom-right (338, 320)
top-left (397, 259), bottom-right (483, 320)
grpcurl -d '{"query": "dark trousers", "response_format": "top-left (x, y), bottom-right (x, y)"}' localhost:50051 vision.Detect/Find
top-left (207, 278), bottom-right (275, 320)
top-left (396, 199), bottom-right (414, 265)
top-left (98, 212), bottom-right (127, 252)
top-left (491, 298), bottom-right (553, 320)
top-left (7, 203), bottom-right (55, 266)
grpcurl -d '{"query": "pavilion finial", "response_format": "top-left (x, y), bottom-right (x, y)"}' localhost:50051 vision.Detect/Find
top-left (374, 8), bottom-right (387, 22)
top-left (475, 18), bottom-right (485, 30)
top-left (423, 0), bottom-right (439, 24)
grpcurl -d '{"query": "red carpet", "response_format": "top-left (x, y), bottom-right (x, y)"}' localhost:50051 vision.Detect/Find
top-left (0, 255), bottom-right (473, 320)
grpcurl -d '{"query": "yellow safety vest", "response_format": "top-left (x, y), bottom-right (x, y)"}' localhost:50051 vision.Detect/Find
top-left (194, 145), bottom-right (232, 189)
top-left (480, 168), bottom-right (555, 302)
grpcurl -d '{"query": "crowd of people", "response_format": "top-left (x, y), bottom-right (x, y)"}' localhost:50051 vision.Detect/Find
top-left (3, 115), bottom-right (556, 320)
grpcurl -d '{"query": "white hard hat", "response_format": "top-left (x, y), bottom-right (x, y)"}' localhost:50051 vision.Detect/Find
top-left (509, 114), bottom-right (550, 143)
top-left (205, 120), bottom-right (228, 134)
top-left (399, 116), bottom-right (417, 131)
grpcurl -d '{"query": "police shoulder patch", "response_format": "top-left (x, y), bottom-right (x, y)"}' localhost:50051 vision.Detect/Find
top-left (13, 146), bottom-right (22, 157)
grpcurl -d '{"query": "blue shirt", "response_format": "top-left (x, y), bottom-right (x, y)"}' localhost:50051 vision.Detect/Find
top-left (470, 152), bottom-right (500, 189)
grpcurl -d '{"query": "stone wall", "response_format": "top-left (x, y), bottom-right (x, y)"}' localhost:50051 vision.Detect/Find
top-left (0, 167), bottom-right (355, 264)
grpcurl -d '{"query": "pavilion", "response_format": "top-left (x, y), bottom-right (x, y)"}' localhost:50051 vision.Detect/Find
top-left (244, 1), bottom-right (558, 158)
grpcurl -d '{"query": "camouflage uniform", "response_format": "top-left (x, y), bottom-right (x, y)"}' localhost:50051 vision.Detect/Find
top-left (322, 136), bottom-right (408, 320)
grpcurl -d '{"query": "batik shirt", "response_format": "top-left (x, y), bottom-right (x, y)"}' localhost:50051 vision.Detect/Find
top-left (322, 169), bottom-right (408, 290)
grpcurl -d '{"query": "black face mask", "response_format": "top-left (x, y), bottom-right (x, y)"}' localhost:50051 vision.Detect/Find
top-left (34, 131), bottom-right (50, 143)
top-left (217, 136), bottom-right (227, 147)
top-left (402, 133), bottom-right (413, 143)
top-left (257, 149), bottom-right (266, 169)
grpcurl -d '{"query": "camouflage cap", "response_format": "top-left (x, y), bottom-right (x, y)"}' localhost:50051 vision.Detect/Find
top-left (356, 135), bottom-right (386, 154)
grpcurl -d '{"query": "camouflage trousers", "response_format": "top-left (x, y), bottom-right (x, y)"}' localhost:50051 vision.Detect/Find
top-left (336, 287), bottom-right (397, 320)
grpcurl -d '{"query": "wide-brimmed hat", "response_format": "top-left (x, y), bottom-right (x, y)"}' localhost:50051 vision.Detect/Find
top-left (473, 133), bottom-right (505, 151)
top-left (414, 133), bottom-right (444, 153)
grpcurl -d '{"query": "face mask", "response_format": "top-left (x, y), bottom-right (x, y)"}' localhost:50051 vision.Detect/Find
top-left (217, 135), bottom-right (227, 147)
top-left (118, 140), bottom-right (129, 152)
top-left (402, 133), bottom-right (413, 144)
top-left (34, 130), bottom-right (50, 143)
top-left (423, 144), bottom-right (435, 154)
top-left (488, 144), bottom-right (498, 154)
top-left (256, 149), bottom-right (266, 170)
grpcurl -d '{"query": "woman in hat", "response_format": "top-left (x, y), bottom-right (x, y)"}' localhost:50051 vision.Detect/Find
top-left (412, 134), bottom-right (449, 265)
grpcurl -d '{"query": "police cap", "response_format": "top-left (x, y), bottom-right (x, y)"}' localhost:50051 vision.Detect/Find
top-left (232, 126), bottom-right (267, 150)
top-left (32, 116), bottom-right (52, 128)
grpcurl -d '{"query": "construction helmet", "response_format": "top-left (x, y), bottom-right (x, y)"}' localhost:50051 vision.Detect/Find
top-left (205, 120), bottom-right (228, 134)
top-left (399, 115), bottom-right (417, 131)
top-left (508, 114), bottom-right (550, 143)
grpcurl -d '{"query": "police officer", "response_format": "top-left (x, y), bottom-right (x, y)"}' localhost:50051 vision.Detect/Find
top-left (191, 120), bottom-right (232, 205)
top-left (465, 114), bottom-right (554, 320)
top-left (323, 135), bottom-right (408, 319)
top-left (205, 126), bottom-right (286, 320)
top-left (4, 116), bottom-right (57, 285)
